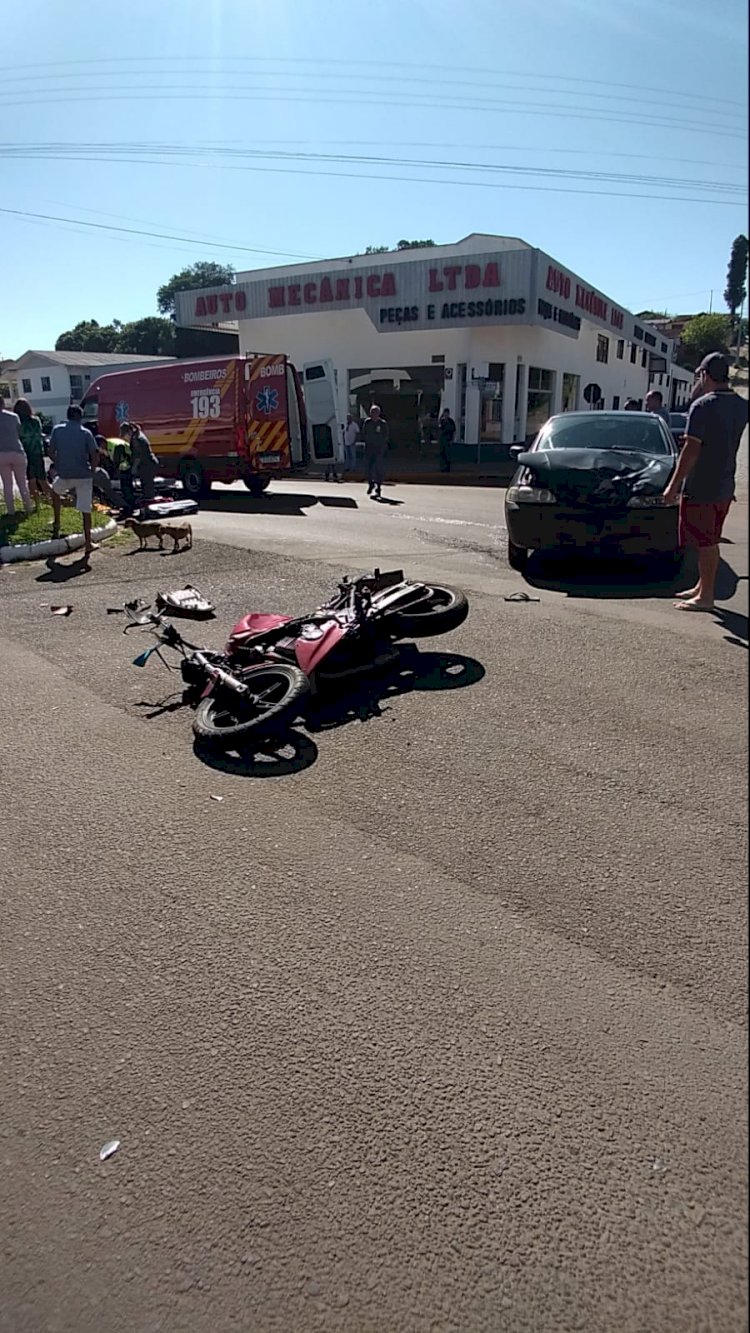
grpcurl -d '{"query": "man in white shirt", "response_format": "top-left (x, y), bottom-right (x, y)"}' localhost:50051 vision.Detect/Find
top-left (343, 414), bottom-right (360, 473)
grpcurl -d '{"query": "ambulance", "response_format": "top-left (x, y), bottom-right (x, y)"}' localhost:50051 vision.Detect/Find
top-left (80, 354), bottom-right (338, 498)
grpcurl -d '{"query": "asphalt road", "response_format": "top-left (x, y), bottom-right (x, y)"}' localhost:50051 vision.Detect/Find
top-left (1, 469), bottom-right (747, 1333)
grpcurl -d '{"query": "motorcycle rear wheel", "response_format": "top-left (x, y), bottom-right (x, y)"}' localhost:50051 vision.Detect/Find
top-left (192, 663), bottom-right (310, 748)
top-left (387, 584), bottom-right (469, 639)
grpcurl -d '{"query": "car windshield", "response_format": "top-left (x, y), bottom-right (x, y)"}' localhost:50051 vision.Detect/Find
top-left (538, 414), bottom-right (671, 456)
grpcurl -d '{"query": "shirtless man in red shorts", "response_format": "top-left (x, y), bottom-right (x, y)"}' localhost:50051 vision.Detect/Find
top-left (662, 351), bottom-right (747, 612)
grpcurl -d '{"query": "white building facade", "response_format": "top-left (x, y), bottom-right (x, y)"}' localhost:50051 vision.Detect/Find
top-left (175, 234), bottom-right (682, 459)
top-left (3, 351), bottom-right (176, 425)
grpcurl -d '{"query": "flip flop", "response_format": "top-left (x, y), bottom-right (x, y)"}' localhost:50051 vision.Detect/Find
top-left (673, 601), bottom-right (715, 613)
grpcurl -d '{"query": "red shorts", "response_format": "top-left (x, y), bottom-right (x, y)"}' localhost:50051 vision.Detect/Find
top-left (679, 499), bottom-right (731, 549)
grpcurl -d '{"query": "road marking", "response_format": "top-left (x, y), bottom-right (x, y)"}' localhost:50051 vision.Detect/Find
top-left (404, 514), bottom-right (496, 529)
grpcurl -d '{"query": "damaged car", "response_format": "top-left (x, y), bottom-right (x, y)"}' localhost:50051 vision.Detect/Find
top-left (504, 411), bottom-right (680, 572)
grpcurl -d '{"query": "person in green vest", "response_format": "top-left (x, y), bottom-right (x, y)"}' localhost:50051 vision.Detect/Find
top-left (13, 398), bottom-right (51, 505)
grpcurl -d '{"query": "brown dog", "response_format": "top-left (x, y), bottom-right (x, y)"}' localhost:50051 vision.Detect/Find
top-left (159, 522), bottom-right (193, 553)
top-left (121, 518), bottom-right (165, 551)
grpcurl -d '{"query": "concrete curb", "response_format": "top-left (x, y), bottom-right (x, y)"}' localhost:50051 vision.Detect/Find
top-left (0, 517), bottom-right (119, 565)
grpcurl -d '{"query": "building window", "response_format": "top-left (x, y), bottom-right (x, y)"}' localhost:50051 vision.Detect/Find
top-left (22, 377), bottom-right (32, 393)
top-left (596, 334), bottom-right (609, 364)
top-left (612, 395), bottom-right (621, 410)
top-left (661, 341), bottom-right (668, 354)
top-left (431, 355), bottom-right (445, 364)
top-left (630, 345), bottom-right (637, 364)
top-left (562, 372), bottom-right (579, 412)
top-left (641, 350), bottom-right (648, 368)
top-left (41, 377), bottom-right (52, 392)
top-left (69, 374), bottom-right (83, 396)
top-left (633, 325), bottom-right (644, 341)
top-left (526, 366), bottom-right (554, 437)
top-left (616, 339), bottom-right (624, 360)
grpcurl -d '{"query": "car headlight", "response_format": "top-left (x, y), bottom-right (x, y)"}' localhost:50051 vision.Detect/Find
top-left (627, 495), bottom-right (668, 508)
top-left (506, 484), bottom-right (557, 507)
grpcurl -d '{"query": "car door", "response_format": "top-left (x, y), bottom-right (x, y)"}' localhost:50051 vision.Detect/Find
top-left (302, 360), bottom-right (339, 465)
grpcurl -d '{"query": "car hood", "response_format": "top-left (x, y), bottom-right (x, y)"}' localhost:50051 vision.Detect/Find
top-left (515, 447), bottom-right (673, 508)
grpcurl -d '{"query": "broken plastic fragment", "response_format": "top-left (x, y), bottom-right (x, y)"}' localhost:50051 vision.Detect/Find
top-left (50, 605), bottom-right (73, 616)
top-left (99, 1139), bottom-right (120, 1161)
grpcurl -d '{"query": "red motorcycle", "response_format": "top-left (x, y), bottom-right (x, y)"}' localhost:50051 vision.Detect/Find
top-left (125, 570), bottom-right (468, 750)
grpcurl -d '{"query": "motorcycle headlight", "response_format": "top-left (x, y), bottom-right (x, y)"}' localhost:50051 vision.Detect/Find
top-left (507, 484), bottom-right (557, 507)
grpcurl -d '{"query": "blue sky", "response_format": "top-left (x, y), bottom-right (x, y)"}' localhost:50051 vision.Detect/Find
top-left (1, 0), bottom-right (747, 358)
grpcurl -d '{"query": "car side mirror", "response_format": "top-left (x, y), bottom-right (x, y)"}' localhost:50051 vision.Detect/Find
top-left (509, 445), bottom-right (524, 459)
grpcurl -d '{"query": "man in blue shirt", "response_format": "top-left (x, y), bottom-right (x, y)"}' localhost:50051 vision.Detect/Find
top-left (49, 405), bottom-right (99, 563)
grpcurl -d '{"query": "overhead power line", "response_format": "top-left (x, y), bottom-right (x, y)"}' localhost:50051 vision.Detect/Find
top-left (0, 208), bottom-right (322, 260)
top-left (2, 141), bottom-right (744, 195)
top-left (3, 54), bottom-right (746, 109)
top-left (0, 86), bottom-right (745, 140)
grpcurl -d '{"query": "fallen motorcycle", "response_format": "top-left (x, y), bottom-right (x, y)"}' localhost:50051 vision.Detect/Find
top-left (123, 570), bottom-right (469, 750)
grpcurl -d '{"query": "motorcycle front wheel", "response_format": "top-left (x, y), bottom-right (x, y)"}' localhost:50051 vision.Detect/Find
top-left (387, 584), bottom-right (469, 639)
top-left (192, 663), bottom-right (310, 748)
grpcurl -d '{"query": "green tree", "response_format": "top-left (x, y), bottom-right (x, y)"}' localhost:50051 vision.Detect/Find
top-left (361, 240), bottom-right (436, 254)
top-left (156, 262), bottom-right (235, 318)
top-left (677, 313), bottom-right (731, 369)
top-left (55, 319), bottom-right (120, 352)
top-left (116, 316), bottom-right (176, 356)
top-left (724, 234), bottom-right (749, 322)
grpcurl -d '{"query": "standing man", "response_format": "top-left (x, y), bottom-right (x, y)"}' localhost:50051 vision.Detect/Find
top-left (0, 397), bottom-right (34, 517)
top-left (438, 408), bottom-right (457, 473)
top-left (662, 352), bottom-right (747, 612)
top-left (343, 414), bottom-right (360, 473)
top-left (49, 405), bottom-right (99, 563)
top-left (360, 404), bottom-right (390, 499)
top-left (644, 388), bottom-right (671, 426)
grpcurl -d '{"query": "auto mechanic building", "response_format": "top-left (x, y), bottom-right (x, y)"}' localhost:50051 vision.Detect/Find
top-left (174, 233), bottom-right (686, 460)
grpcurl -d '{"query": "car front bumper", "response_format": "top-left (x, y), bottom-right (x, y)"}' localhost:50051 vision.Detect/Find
top-left (505, 503), bottom-right (679, 556)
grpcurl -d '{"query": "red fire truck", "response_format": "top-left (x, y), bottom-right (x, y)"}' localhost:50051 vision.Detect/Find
top-left (80, 354), bottom-right (339, 498)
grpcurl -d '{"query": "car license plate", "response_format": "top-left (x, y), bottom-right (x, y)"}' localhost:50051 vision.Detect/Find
top-left (263, 452), bottom-right (281, 466)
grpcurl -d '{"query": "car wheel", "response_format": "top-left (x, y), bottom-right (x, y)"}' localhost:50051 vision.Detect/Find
top-left (507, 540), bottom-right (529, 572)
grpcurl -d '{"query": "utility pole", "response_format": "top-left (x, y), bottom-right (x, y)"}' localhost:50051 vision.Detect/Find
top-left (709, 289), bottom-right (713, 313)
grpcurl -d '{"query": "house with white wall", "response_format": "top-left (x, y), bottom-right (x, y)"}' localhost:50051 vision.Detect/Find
top-left (2, 350), bottom-right (176, 425)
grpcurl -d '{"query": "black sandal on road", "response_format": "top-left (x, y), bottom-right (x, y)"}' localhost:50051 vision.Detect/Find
top-left (504, 591), bottom-right (540, 603)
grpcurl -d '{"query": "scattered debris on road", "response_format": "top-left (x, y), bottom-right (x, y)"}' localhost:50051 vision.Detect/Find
top-left (50, 605), bottom-right (73, 616)
top-left (99, 1139), bottom-right (120, 1161)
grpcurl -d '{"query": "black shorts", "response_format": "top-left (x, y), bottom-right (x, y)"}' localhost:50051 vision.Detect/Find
top-left (26, 453), bottom-right (47, 484)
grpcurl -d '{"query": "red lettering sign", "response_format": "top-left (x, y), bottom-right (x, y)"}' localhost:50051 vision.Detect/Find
top-left (380, 273), bottom-right (396, 297)
top-left (319, 277), bottom-right (334, 303)
top-left (288, 284), bottom-right (301, 306)
top-left (303, 282), bottom-right (317, 305)
top-left (546, 265), bottom-right (571, 300)
top-left (429, 263), bottom-right (501, 293)
top-left (194, 296), bottom-right (206, 317)
top-left (335, 278), bottom-right (350, 301)
top-left (269, 287), bottom-right (285, 308)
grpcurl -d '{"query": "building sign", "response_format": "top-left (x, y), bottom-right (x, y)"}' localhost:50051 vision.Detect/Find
top-left (534, 255), bottom-right (631, 340)
top-left (175, 249), bottom-right (536, 334)
top-left (175, 243), bottom-right (671, 354)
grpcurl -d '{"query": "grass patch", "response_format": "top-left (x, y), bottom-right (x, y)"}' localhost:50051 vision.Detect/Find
top-left (0, 501), bottom-right (113, 547)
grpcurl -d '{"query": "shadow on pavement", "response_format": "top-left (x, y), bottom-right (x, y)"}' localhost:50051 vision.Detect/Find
top-left (317, 495), bottom-right (359, 509)
top-left (524, 550), bottom-right (741, 603)
top-left (306, 648), bottom-right (486, 733)
top-left (36, 556), bottom-right (92, 583)
top-left (712, 606), bottom-right (748, 649)
top-left (186, 649), bottom-right (485, 776)
top-left (194, 728), bottom-right (319, 778)
top-left (201, 491), bottom-right (319, 517)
